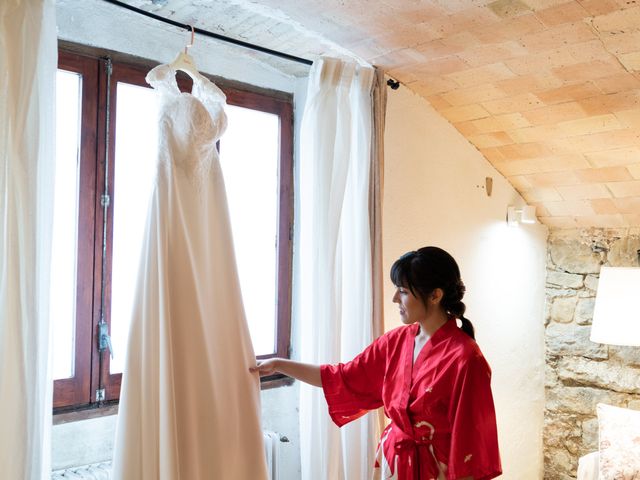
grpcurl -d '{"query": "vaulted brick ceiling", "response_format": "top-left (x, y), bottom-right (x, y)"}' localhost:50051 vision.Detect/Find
top-left (127, 0), bottom-right (640, 228)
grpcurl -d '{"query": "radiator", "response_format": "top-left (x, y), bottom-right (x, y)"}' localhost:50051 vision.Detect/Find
top-left (52, 431), bottom-right (281, 480)
top-left (263, 430), bottom-right (280, 480)
top-left (51, 462), bottom-right (111, 480)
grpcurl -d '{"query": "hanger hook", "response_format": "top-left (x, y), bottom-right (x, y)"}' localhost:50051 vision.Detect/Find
top-left (184, 24), bottom-right (195, 54)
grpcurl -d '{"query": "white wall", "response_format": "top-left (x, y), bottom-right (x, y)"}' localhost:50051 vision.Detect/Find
top-left (383, 86), bottom-right (548, 479)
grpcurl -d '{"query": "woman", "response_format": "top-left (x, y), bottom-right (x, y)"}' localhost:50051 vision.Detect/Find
top-left (251, 247), bottom-right (502, 480)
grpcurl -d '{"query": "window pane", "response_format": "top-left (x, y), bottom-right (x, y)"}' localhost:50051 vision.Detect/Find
top-left (220, 105), bottom-right (279, 356)
top-left (51, 70), bottom-right (82, 380)
top-left (110, 82), bottom-right (158, 374)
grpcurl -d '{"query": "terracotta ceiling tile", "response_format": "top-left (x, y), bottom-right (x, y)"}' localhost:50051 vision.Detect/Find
top-left (543, 199), bottom-right (596, 216)
top-left (523, 0), bottom-right (575, 10)
top-left (507, 174), bottom-right (534, 191)
top-left (408, 76), bottom-right (459, 96)
top-left (414, 39), bottom-right (465, 61)
top-left (534, 1), bottom-right (589, 27)
top-left (575, 166), bottom-right (634, 182)
top-left (607, 180), bottom-right (640, 197)
top-left (393, 3), bottom-right (450, 24)
top-left (432, 0), bottom-right (487, 14)
top-left (473, 12), bottom-right (545, 42)
top-left (526, 170), bottom-right (581, 186)
top-left (472, 112), bottom-right (532, 132)
top-left (621, 213), bottom-right (640, 225)
top-left (439, 31), bottom-right (483, 50)
top-left (590, 198), bottom-right (620, 214)
top-left (498, 142), bottom-right (554, 159)
top-left (556, 183), bottom-right (612, 199)
top-left (446, 63), bottom-right (517, 88)
top-left (426, 94), bottom-right (453, 110)
top-left (479, 146), bottom-right (508, 162)
top-left (469, 131), bottom-right (515, 148)
top-left (591, 5), bottom-right (640, 33)
top-left (376, 47), bottom-right (437, 69)
top-left (558, 114), bottom-right (624, 136)
top-left (505, 47), bottom-right (576, 75)
top-left (347, 37), bottom-right (391, 59)
top-left (487, 0), bottom-right (532, 19)
top-left (495, 73), bottom-right (564, 95)
top-left (449, 5), bottom-right (502, 31)
top-left (548, 131), bottom-right (640, 156)
top-left (493, 153), bottom-right (590, 174)
top-left (414, 56), bottom-right (470, 75)
top-left (612, 197), bottom-right (640, 213)
top-left (536, 82), bottom-right (601, 104)
top-left (440, 103), bottom-right (491, 122)
top-left (522, 187), bottom-right (564, 202)
top-left (537, 215), bottom-right (579, 228)
top-left (613, 108), bottom-right (640, 128)
top-left (576, 0), bottom-right (621, 16)
top-left (483, 92), bottom-right (544, 114)
top-left (456, 41), bottom-right (529, 68)
top-left (586, 146), bottom-right (640, 167)
top-left (387, 67), bottom-right (422, 85)
top-left (522, 101), bottom-right (588, 125)
top-left (530, 202), bottom-right (552, 216)
top-left (598, 30), bottom-right (640, 57)
top-left (553, 59), bottom-right (623, 82)
top-left (519, 21), bottom-right (596, 52)
top-left (619, 51), bottom-right (640, 71)
top-left (567, 40), bottom-right (615, 63)
top-left (628, 163), bottom-right (640, 179)
top-left (441, 84), bottom-right (508, 106)
top-left (508, 124), bottom-right (559, 142)
top-left (574, 214), bottom-right (627, 227)
top-left (453, 120), bottom-right (481, 136)
top-left (594, 73), bottom-right (640, 94)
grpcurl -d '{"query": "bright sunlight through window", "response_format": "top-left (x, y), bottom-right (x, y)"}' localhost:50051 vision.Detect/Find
top-left (220, 105), bottom-right (279, 357)
top-left (51, 70), bottom-right (82, 380)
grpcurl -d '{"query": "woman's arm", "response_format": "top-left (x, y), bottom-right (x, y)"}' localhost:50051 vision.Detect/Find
top-left (250, 358), bottom-right (322, 388)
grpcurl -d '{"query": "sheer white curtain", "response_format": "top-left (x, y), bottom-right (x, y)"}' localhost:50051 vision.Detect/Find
top-left (0, 1), bottom-right (57, 478)
top-left (298, 57), bottom-right (377, 480)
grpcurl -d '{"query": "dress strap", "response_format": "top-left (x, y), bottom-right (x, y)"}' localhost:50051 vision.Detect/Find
top-left (145, 64), bottom-right (181, 96)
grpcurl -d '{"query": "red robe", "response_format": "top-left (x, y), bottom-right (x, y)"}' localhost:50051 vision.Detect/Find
top-left (320, 319), bottom-right (502, 480)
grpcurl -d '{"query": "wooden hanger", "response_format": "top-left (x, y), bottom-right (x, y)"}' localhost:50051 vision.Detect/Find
top-left (169, 25), bottom-right (199, 80)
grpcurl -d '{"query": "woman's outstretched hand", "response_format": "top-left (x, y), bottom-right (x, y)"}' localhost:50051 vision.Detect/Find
top-left (250, 358), bottom-right (280, 377)
top-left (249, 358), bottom-right (322, 387)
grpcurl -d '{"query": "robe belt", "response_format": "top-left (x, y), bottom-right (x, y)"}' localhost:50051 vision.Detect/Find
top-left (392, 427), bottom-right (441, 479)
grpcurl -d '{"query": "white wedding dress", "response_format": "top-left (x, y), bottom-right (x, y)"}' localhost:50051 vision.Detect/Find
top-left (111, 63), bottom-right (268, 480)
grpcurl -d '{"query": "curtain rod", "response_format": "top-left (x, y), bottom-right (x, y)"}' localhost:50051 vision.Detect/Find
top-left (102, 0), bottom-right (314, 67)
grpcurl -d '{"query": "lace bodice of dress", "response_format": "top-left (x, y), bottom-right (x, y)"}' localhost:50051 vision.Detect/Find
top-left (145, 64), bottom-right (228, 177)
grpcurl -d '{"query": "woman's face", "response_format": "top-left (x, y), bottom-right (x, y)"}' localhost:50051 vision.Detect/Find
top-left (392, 286), bottom-right (428, 325)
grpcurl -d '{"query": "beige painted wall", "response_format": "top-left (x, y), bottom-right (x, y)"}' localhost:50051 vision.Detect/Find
top-left (383, 85), bottom-right (548, 479)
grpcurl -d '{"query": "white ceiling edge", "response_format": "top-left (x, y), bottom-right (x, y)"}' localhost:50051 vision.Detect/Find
top-left (56, 0), bottom-right (306, 93)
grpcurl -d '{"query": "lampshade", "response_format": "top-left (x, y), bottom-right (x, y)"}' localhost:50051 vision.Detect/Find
top-left (590, 266), bottom-right (640, 346)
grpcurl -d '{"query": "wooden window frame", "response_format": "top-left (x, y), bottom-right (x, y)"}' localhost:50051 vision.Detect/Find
top-left (53, 46), bottom-right (294, 413)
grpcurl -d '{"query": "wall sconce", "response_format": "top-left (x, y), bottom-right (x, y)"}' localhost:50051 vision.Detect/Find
top-left (590, 265), bottom-right (640, 346)
top-left (507, 205), bottom-right (536, 226)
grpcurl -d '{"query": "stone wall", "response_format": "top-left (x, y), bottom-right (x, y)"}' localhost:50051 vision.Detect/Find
top-left (544, 228), bottom-right (640, 479)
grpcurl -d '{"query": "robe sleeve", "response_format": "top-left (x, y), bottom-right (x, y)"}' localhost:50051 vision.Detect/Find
top-left (320, 335), bottom-right (387, 427)
top-left (446, 351), bottom-right (502, 480)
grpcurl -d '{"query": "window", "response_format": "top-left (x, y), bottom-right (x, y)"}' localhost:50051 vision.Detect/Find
top-left (52, 49), bottom-right (293, 411)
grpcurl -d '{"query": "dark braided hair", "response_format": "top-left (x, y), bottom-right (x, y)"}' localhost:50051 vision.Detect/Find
top-left (390, 246), bottom-right (475, 339)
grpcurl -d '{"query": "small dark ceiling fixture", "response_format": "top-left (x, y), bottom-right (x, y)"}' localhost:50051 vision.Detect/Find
top-left (386, 78), bottom-right (400, 90)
